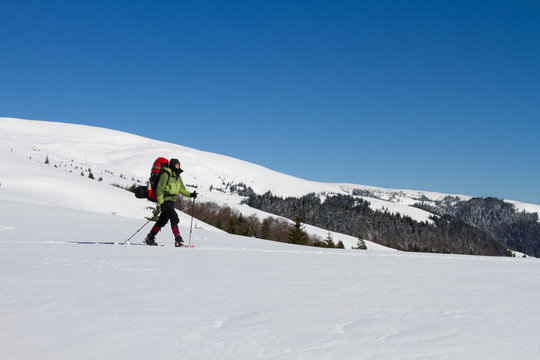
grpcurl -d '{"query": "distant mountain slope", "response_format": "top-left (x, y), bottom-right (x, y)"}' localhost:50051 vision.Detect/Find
top-left (245, 192), bottom-right (510, 256)
top-left (415, 197), bottom-right (540, 257)
top-left (3, 117), bottom-right (538, 214)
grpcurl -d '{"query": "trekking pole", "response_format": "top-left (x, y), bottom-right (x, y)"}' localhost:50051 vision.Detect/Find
top-left (125, 208), bottom-right (161, 244)
top-left (125, 219), bottom-right (152, 244)
top-left (188, 196), bottom-right (196, 246)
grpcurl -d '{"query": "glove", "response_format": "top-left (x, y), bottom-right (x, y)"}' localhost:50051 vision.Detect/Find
top-left (190, 191), bottom-right (198, 199)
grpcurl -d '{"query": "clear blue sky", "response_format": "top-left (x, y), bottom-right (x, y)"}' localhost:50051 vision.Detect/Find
top-left (2, 1), bottom-right (539, 204)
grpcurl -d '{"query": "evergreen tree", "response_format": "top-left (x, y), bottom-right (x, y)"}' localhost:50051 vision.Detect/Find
top-left (227, 217), bottom-right (238, 234)
top-left (145, 205), bottom-right (161, 221)
top-left (261, 219), bottom-right (271, 240)
top-left (237, 214), bottom-right (247, 235)
top-left (324, 232), bottom-right (335, 248)
top-left (215, 219), bottom-right (223, 230)
top-left (288, 215), bottom-right (308, 245)
top-left (353, 235), bottom-right (367, 250)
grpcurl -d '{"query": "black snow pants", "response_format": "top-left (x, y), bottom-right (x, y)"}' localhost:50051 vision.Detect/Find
top-left (151, 200), bottom-right (180, 236)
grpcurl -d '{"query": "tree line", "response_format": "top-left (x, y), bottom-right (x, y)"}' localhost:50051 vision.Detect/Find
top-left (173, 197), bottom-right (346, 248)
top-left (414, 196), bottom-right (540, 257)
top-left (244, 192), bottom-right (510, 256)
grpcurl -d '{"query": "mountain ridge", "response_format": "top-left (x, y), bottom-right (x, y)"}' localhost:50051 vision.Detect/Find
top-left (3, 117), bottom-right (538, 211)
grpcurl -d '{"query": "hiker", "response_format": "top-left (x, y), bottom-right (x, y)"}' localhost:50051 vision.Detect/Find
top-left (145, 158), bottom-right (197, 247)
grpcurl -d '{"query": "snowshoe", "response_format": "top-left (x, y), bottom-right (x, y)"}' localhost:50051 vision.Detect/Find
top-left (145, 233), bottom-right (157, 246)
top-left (174, 235), bottom-right (184, 247)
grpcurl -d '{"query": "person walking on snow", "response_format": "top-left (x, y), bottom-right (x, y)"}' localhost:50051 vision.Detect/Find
top-left (145, 158), bottom-right (197, 247)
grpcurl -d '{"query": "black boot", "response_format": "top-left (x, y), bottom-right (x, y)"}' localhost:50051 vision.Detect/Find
top-left (145, 232), bottom-right (157, 246)
top-left (174, 235), bottom-right (184, 247)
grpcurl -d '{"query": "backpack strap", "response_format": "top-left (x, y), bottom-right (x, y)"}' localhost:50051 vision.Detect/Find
top-left (160, 169), bottom-right (174, 198)
top-left (160, 168), bottom-right (170, 182)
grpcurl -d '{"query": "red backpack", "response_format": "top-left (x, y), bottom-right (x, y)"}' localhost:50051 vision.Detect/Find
top-left (134, 157), bottom-right (169, 202)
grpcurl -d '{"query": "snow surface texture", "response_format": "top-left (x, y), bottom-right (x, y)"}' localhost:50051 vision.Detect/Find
top-left (1, 201), bottom-right (539, 360)
top-left (1, 117), bottom-right (540, 359)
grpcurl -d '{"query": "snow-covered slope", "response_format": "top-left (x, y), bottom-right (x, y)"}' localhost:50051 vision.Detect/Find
top-left (0, 117), bottom-right (387, 249)
top-left (2, 117), bottom-right (539, 225)
top-left (1, 117), bottom-right (540, 359)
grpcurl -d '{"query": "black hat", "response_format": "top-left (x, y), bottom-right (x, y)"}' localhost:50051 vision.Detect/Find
top-left (169, 158), bottom-right (183, 175)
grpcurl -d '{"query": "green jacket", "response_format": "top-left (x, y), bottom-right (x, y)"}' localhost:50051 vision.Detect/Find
top-left (156, 167), bottom-right (191, 204)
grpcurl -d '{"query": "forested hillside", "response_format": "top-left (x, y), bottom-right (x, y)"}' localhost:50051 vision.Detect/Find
top-left (414, 197), bottom-right (540, 257)
top-left (245, 193), bottom-right (510, 256)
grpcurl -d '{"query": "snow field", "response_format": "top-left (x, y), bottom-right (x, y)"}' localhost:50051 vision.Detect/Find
top-left (1, 202), bottom-right (540, 359)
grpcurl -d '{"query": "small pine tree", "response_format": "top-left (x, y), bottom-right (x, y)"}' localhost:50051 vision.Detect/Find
top-left (261, 218), bottom-right (271, 240)
top-left (353, 235), bottom-right (367, 250)
top-left (227, 217), bottom-right (238, 234)
top-left (215, 219), bottom-right (223, 230)
top-left (88, 171), bottom-right (94, 179)
top-left (244, 224), bottom-right (255, 237)
top-left (336, 240), bottom-right (345, 249)
top-left (288, 215), bottom-right (308, 245)
top-left (324, 232), bottom-right (335, 248)
top-left (145, 205), bottom-right (161, 221)
top-left (45, 156), bottom-right (50, 165)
